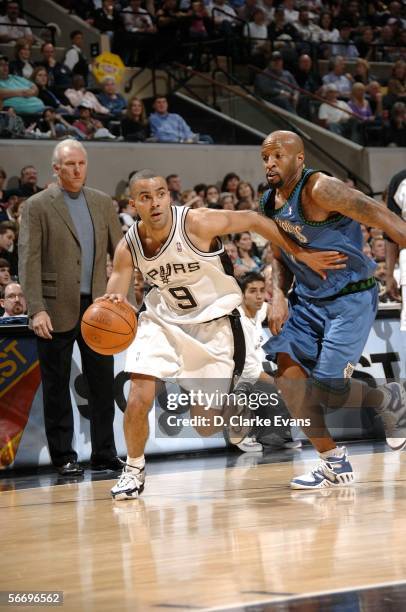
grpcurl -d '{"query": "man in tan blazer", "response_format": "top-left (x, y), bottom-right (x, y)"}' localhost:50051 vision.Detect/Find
top-left (19, 139), bottom-right (123, 476)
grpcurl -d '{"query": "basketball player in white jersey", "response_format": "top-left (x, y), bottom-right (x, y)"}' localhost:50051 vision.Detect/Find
top-left (101, 170), bottom-right (347, 500)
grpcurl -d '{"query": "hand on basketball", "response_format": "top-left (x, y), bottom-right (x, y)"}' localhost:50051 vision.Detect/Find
top-left (268, 296), bottom-right (289, 335)
top-left (32, 310), bottom-right (54, 339)
top-left (297, 249), bottom-right (348, 280)
top-left (97, 293), bottom-right (128, 305)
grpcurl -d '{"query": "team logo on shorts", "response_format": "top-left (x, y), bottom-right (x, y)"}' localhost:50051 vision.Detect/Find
top-left (176, 242), bottom-right (182, 252)
top-left (343, 362), bottom-right (355, 378)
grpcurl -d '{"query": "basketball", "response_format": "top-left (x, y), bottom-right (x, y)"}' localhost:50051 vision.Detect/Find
top-left (81, 299), bottom-right (137, 355)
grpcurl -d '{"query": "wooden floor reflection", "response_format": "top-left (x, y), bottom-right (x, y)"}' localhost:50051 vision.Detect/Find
top-left (2, 449), bottom-right (406, 611)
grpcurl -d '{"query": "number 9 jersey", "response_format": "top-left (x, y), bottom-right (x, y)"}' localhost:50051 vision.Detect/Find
top-left (125, 205), bottom-right (242, 324)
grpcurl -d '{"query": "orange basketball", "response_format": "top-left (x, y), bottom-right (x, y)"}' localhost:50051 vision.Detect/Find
top-left (81, 299), bottom-right (137, 355)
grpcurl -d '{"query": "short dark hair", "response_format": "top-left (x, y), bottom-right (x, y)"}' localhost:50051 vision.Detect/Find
top-left (0, 167), bottom-right (6, 180)
top-left (70, 30), bottom-right (83, 40)
top-left (194, 183), bottom-right (207, 194)
top-left (0, 258), bottom-right (10, 269)
top-left (129, 169), bottom-right (160, 190)
top-left (239, 272), bottom-right (265, 293)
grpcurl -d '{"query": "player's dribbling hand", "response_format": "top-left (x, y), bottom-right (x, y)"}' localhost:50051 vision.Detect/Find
top-left (297, 249), bottom-right (348, 280)
top-left (32, 310), bottom-right (54, 339)
top-left (96, 293), bottom-right (127, 304)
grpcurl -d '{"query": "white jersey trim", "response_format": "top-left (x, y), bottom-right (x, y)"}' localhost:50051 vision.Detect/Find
top-left (180, 207), bottom-right (224, 258)
top-left (133, 206), bottom-right (177, 261)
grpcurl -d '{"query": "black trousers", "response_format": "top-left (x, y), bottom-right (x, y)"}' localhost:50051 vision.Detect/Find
top-left (37, 296), bottom-right (117, 466)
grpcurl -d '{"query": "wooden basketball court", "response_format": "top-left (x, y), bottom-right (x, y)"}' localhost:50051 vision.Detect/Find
top-left (1, 444), bottom-right (406, 611)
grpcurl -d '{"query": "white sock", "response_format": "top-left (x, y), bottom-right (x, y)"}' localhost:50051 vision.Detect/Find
top-left (127, 455), bottom-right (145, 471)
top-left (320, 446), bottom-right (345, 459)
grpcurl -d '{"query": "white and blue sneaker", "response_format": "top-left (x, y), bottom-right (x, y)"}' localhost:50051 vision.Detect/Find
top-left (291, 447), bottom-right (354, 489)
top-left (236, 436), bottom-right (263, 453)
top-left (111, 463), bottom-right (145, 500)
top-left (379, 382), bottom-right (406, 451)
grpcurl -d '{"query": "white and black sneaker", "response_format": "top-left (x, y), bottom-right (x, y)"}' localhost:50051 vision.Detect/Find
top-left (111, 463), bottom-right (145, 500)
top-left (378, 382), bottom-right (406, 451)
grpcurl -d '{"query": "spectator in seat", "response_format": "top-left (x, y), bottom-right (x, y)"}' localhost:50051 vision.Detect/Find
top-left (118, 199), bottom-right (137, 230)
top-left (243, 8), bottom-right (269, 67)
top-left (0, 282), bottom-right (27, 317)
top-left (254, 51), bottom-right (298, 113)
top-left (0, 167), bottom-right (7, 203)
top-left (73, 101), bottom-right (115, 139)
top-left (0, 55), bottom-right (44, 115)
top-left (34, 107), bottom-right (81, 139)
top-left (236, 181), bottom-right (257, 211)
top-left (355, 26), bottom-right (375, 61)
top-left (0, 220), bottom-right (17, 276)
top-left (293, 53), bottom-right (322, 119)
top-left (234, 231), bottom-right (262, 273)
top-left (9, 39), bottom-right (34, 80)
top-left (149, 96), bottom-right (213, 143)
top-left (367, 81), bottom-right (384, 119)
top-left (97, 77), bottom-right (127, 117)
top-left (268, 7), bottom-right (298, 45)
top-left (348, 82), bottom-right (374, 122)
top-left (65, 74), bottom-right (109, 114)
top-left (371, 237), bottom-right (386, 262)
top-left (120, 96), bottom-right (149, 141)
top-left (281, 0), bottom-right (298, 24)
top-left (293, 7), bottom-right (322, 46)
top-left (331, 22), bottom-right (359, 59)
top-left (123, 0), bottom-right (156, 33)
top-left (205, 184), bottom-right (220, 206)
top-left (257, 0), bottom-right (274, 25)
top-left (322, 55), bottom-right (353, 98)
top-left (0, 1), bottom-right (34, 45)
top-left (64, 30), bottom-right (89, 83)
top-left (93, 0), bottom-right (122, 38)
top-left (318, 83), bottom-right (353, 137)
top-left (36, 43), bottom-right (72, 93)
top-left (221, 172), bottom-right (239, 196)
top-left (0, 258), bottom-right (11, 290)
top-left (384, 102), bottom-right (406, 147)
top-left (385, 60), bottom-right (406, 107)
top-left (166, 174), bottom-right (182, 205)
top-left (219, 192), bottom-right (236, 210)
top-left (31, 67), bottom-right (72, 113)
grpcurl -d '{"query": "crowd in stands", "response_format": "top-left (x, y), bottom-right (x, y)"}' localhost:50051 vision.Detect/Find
top-left (0, 160), bottom-right (400, 315)
top-left (0, 0), bottom-right (404, 145)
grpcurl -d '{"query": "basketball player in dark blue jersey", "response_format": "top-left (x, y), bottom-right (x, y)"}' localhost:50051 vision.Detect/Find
top-left (261, 130), bottom-right (406, 489)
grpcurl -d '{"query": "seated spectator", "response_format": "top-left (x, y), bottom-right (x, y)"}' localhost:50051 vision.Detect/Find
top-left (93, 1), bottom-right (122, 37)
top-left (150, 96), bottom-right (213, 143)
top-left (254, 51), bottom-right (298, 113)
top-left (31, 67), bottom-right (72, 112)
top-left (236, 181), bottom-right (257, 210)
top-left (205, 184), bottom-right (220, 206)
top-left (331, 22), bottom-right (359, 59)
top-left (318, 11), bottom-right (340, 50)
top-left (0, 167), bottom-right (7, 203)
top-left (348, 82), bottom-right (374, 121)
top-left (194, 183), bottom-right (207, 199)
top-left (65, 74), bottom-right (109, 114)
top-left (371, 236), bottom-right (385, 262)
top-left (35, 43), bottom-right (72, 93)
top-left (293, 53), bottom-right (322, 119)
top-left (221, 172), bottom-right (240, 196)
top-left (73, 101), bottom-right (115, 139)
top-left (219, 192), bottom-right (235, 210)
top-left (367, 81), bottom-right (384, 119)
top-left (0, 282), bottom-right (28, 319)
top-left (223, 240), bottom-right (247, 277)
top-left (374, 24), bottom-right (398, 62)
top-left (32, 107), bottom-right (81, 139)
top-left (355, 26), bottom-right (375, 61)
top-left (0, 257), bottom-right (11, 293)
top-left (257, 0), bottom-right (274, 25)
top-left (384, 101), bottom-right (406, 147)
top-left (268, 7), bottom-right (298, 45)
top-left (0, 220), bottom-right (17, 276)
top-left (0, 1), bottom-right (34, 45)
top-left (385, 60), bottom-right (406, 108)
top-left (293, 7), bottom-right (322, 46)
top-left (353, 58), bottom-right (374, 86)
top-left (64, 30), bottom-right (89, 83)
top-left (0, 55), bottom-right (44, 115)
top-left (208, 0), bottom-right (238, 30)
top-left (97, 77), bottom-right (127, 116)
top-left (243, 8), bottom-right (269, 66)
top-left (234, 231), bottom-right (262, 273)
top-left (189, 1), bottom-right (210, 42)
top-left (12, 165), bottom-right (43, 198)
top-left (166, 174), bottom-right (182, 204)
top-left (9, 39), bottom-right (34, 80)
top-left (118, 199), bottom-right (137, 230)
top-left (318, 83), bottom-right (353, 137)
top-left (123, 0), bottom-right (156, 33)
top-left (322, 55), bottom-right (353, 98)
top-left (120, 96), bottom-right (149, 141)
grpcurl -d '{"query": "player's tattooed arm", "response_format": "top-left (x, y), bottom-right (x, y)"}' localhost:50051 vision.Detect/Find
top-left (310, 174), bottom-right (406, 248)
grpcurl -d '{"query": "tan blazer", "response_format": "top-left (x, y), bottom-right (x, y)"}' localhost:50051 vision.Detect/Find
top-left (18, 183), bottom-right (123, 332)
